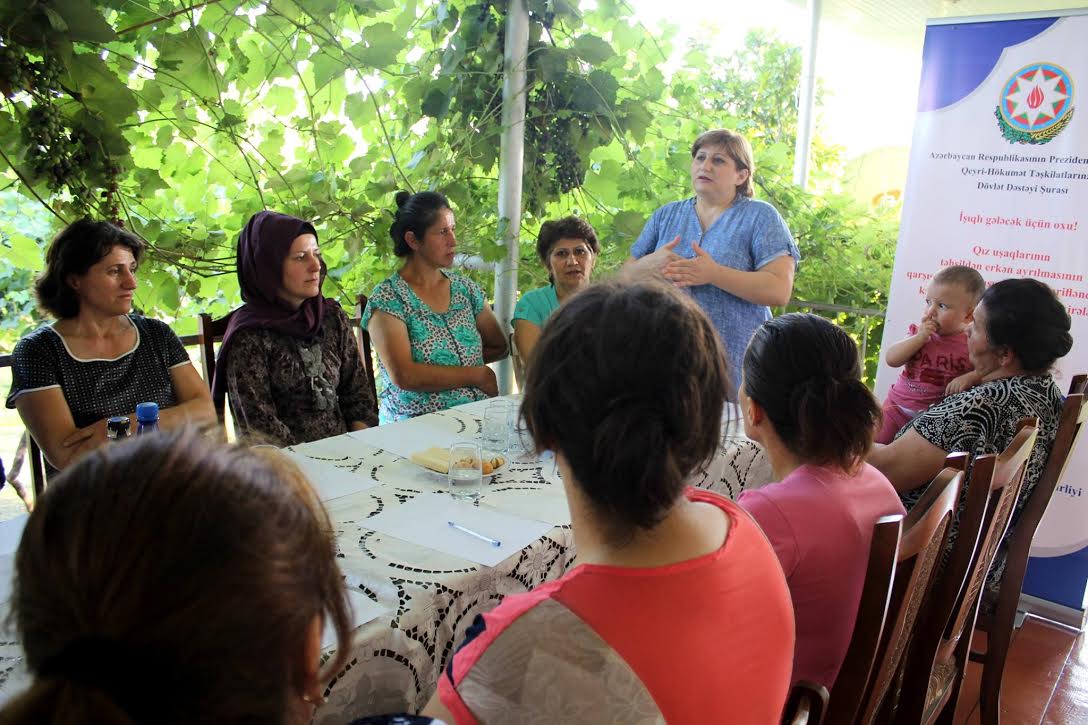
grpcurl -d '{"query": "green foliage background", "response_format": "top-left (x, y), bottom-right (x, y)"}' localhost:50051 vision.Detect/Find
top-left (0, 0), bottom-right (898, 379)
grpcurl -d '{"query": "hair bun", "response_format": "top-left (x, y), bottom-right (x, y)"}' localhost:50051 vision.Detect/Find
top-left (394, 190), bottom-right (411, 209)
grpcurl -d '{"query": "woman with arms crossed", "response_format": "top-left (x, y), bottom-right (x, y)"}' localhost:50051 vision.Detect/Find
top-left (364, 191), bottom-right (507, 423)
top-left (6, 220), bottom-right (214, 471)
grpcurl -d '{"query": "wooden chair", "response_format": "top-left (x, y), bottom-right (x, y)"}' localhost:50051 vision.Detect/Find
top-left (510, 332), bottom-right (525, 390)
top-left (198, 309), bottom-right (235, 421)
top-left (971, 373), bottom-right (1087, 725)
top-left (783, 681), bottom-right (830, 725)
top-left (844, 466), bottom-right (963, 725)
top-left (0, 352), bottom-right (46, 502)
top-left (352, 293), bottom-right (379, 408)
top-left (200, 294), bottom-right (379, 421)
top-left (894, 421), bottom-right (1039, 725)
top-left (826, 514), bottom-right (904, 724)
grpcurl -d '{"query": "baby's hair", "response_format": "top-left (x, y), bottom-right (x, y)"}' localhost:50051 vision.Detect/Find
top-left (932, 265), bottom-right (986, 303)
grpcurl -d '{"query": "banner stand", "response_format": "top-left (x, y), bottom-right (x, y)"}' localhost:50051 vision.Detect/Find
top-left (1019, 593), bottom-right (1088, 631)
top-left (879, 9), bottom-right (1088, 628)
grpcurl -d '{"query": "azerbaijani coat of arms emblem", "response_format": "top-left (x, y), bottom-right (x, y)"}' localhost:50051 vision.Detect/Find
top-left (996, 62), bottom-right (1075, 145)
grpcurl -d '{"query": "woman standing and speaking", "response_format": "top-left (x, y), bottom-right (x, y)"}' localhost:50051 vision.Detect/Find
top-left (627, 129), bottom-right (799, 392)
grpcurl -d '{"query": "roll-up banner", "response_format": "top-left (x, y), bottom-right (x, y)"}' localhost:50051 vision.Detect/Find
top-left (876, 9), bottom-right (1088, 627)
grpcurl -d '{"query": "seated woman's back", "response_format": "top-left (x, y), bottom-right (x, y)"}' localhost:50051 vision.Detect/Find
top-left (738, 313), bottom-right (905, 688)
top-left (442, 490), bottom-right (792, 722)
top-left (428, 281), bottom-right (794, 724)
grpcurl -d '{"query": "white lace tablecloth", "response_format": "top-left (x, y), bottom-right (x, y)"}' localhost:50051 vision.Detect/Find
top-left (0, 403), bottom-right (771, 722)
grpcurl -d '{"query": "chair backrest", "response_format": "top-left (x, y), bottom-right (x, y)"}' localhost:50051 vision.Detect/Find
top-left (353, 294), bottom-right (379, 410)
top-left (827, 514), bottom-right (903, 723)
top-left (510, 332), bottom-right (525, 389)
top-left (941, 420), bottom-right (1037, 652)
top-left (896, 422), bottom-right (1039, 721)
top-left (0, 353), bottom-right (47, 500)
top-left (854, 466), bottom-right (963, 725)
top-left (198, 310), bottom-right (235, 419)
top-left (995, 375), bottom-right (1087, 616)
top-left (782, 681), bottom-right (830, 725)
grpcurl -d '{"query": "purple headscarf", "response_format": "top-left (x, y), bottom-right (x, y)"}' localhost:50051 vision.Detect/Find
top-left (212, 211), bottom-right (339, 405)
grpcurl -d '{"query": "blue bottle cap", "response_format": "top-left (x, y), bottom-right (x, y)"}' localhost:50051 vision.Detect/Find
top-left (135, 402), bottom-right (160, 422)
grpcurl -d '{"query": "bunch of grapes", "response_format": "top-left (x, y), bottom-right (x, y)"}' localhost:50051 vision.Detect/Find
top-left (525, 87), bottom-right (586, 198)
top-left (2, 37), bottom-right (124, 221)
top-left (0, 44), bottom-right (33, 94)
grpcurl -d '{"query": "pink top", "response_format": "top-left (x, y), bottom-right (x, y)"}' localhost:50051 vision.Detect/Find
top-left (885, 325), bottom-right (972, 414)
top-left (438, 489), bottom-right (795, 724)
top-left (738, 463), bottom-right (905, 688)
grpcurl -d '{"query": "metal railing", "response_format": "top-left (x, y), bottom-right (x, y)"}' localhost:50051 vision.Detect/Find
top-left (785, 298), bottom-right (887, 369)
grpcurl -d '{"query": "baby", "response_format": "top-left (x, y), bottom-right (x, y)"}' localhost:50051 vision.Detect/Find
top-left (877, 265), bottom-right (986, 443)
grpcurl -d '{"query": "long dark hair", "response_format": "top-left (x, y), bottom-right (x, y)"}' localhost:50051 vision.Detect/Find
top-left (521, 280), bottom-right (729, 536)
top-left (0, 428), bottom-right (352, 724)
top-left (743, 313), bottom-right (880, 471)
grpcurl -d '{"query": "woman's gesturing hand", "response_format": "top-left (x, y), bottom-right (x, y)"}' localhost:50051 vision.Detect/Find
top-left (663, 241), bottom-right (719, 287)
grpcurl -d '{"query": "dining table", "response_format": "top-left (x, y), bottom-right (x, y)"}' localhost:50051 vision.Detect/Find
top-left (0, 397), bottom-right (772, 722)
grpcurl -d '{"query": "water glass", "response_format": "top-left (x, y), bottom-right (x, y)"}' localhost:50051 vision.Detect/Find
top-left (482, 401), bottom-right (510, 453)
top-left (507, 401), bottom-right (533, 456)
top-left (448, 441), bottom-right (483, 501)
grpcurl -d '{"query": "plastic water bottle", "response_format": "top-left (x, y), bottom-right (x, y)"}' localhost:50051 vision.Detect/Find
top-left (106, 416), bottom-right (131, 442)
top-left (135, 402), bottom-right (159, 436)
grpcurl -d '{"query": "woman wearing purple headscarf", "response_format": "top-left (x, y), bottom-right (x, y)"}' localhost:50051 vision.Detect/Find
top-left (214, 211), bottom-right (378, 445)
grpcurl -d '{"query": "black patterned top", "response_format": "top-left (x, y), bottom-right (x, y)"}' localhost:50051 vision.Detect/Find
top-left (225, 305), bottom-right (378, 446)
top-left (898, 374), bottom-right (1064, 606)
top-left (5, 315), bottom-right (189, 428)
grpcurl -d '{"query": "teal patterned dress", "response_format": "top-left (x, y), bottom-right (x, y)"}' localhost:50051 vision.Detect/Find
top-left (362, 272), bottom-right (489, 424)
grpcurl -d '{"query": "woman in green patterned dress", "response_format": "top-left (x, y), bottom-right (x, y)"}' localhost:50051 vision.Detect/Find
top-left (363, 191), bottom-right (508, 424)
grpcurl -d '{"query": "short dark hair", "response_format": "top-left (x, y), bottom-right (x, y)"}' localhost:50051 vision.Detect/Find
top-left (980, 278), bottom-right (1072, 372)
top-left (536, 216), bottom-right (599, 260)
top-left (3, 428), bottom-right (352, 724)
top-left (932, 265), bottom-right (986, 303)
top-left (34, 219), bottom-right (145, 319)
top-left (388, 190), bottom-right (451, 258)
top-left (743, 313), bottom-right (880, 471)
top-left (521, 281), bottom-right (729, 535)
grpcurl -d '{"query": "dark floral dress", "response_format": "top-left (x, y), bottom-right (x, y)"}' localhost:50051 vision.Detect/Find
top-left (226, 305), bottom-right (377, 445)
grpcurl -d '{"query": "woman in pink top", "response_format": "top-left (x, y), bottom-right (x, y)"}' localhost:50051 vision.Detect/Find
top-left (424, 281), bottom-right (795, 724)
top-left (738, 313), bottom-right (906, 690)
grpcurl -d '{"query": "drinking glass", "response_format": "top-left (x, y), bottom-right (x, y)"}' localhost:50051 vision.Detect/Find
top-left (507, 399), bottom-right (533, 456)
top-left (448, 441), bottom-right (483, 501)
top-left (482, 401), bottom-right (510, 453)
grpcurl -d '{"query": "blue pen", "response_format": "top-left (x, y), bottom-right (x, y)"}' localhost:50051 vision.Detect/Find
top-left (448, 520), bottom-right (502, 547)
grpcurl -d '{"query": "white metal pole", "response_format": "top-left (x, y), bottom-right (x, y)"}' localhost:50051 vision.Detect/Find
top-left (493, 0), bottom-right (529, 395)
top-left (793, 0), bottom-right (821, 189)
